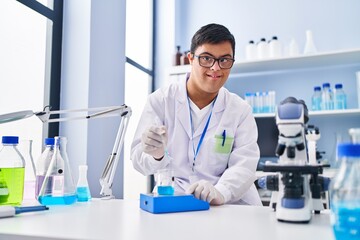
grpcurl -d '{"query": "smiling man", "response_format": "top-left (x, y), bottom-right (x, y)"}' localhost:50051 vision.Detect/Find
top-left (131, 23), bottom-right (262, 206)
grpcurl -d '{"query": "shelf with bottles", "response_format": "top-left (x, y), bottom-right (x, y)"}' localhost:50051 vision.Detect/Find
top-left (253, 108), bottom-right (360, 118)
top-left (168, 48), bottom-right (360, 76)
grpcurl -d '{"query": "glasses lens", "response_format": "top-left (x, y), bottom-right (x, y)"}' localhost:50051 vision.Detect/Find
top-left (219, 58), bottom-right (234, 69)
top-left (198, 56), bottom-right (215, 67)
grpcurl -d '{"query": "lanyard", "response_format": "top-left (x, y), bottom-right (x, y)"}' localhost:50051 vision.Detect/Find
top-left (187, 97), bottom-right (216, 171)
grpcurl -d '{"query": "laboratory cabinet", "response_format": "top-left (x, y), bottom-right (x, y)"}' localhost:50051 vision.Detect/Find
top-left (167, 48), bottom-right (360, 165)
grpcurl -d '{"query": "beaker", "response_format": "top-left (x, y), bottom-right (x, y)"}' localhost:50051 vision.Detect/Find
top-left (38, 136), bottom-right (77, 205)
top-left (156, 168), bottom-right (174, 195)
top-left (18, 139), bottom-right (36, 201)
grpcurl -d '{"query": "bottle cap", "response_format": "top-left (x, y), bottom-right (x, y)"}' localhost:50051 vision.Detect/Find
top-left (45, 138), bottom-right (55, 146)
top-left (335, 84), bottom-right (343, 89)
top-left (337, 143), bottom-right (360, 158)
top-left (272, 36), bottom-right (278, 40)
top-left (314, 86), bottom-right (321, 91)
top-left (249, 40), bottom-right (254, 44)
top-left (322, 83), bottom-right (330, 88)
top-left (2, 136), bottom-right (19, 144)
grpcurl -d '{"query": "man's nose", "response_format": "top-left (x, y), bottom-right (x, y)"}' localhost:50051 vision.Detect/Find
top-left (211, 60), bottom-right (221, 71)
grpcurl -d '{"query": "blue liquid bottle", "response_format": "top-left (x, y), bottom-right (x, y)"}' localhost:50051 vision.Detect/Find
top-left (330, 141), bottom-right (360, 239)
top-left (311, 86), bottom-right (322, 111)
top-left (333, 83), bottom-right (347, 110)
top-left (321, 83), bottom-right (334, 110)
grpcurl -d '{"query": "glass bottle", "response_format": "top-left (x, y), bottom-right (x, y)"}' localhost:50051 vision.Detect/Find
top-left (35, 138), bottom-right (54, 198)
top-left (175, 45), bottom-right (181, 66)
top-left (38, 136), bottom-right (76, 205)
top-left (0, 136), bottom-right (25, 206)
top-left (333, 83), bottom-right (347, 110)
top-left (330, 142), bottom-right (360, 239)
top-left (321, 83), bottom-right (334, 110)
top-left (311, 86), bottom-right (322, 111)
top-left (76, 165), bottom-right (91, 202)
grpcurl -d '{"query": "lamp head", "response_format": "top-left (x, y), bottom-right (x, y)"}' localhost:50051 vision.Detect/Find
top-left (0, 110), bottom-right (34, 124)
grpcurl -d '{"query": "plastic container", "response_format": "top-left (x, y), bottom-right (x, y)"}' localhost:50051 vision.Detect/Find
top-left (321, 83), bottom-right (334, 110)
top-left (257, 38), bottom-right (269, 59)
top-left (311, 86), bottom-right (322, 111)
top-left (304, 30), bottom-right (317, 54)
top-left (245, 40), bottom-right (257, 61)
top-left (333, 84), bottom-right (347, 110)
top-left (38, 136), bottom-right (76, 205)
top-left (269, 36), bottom-right (282, 58)
top-left (0, 136), bottom-right (25, 206)
top-left (35, 138), bottom-right (54, 198)
top-left (330, 143), bottom-right (360, 239)
top-left (288, 38), bottom-right (300, 57)
top-left (76, 165), bottom-right (91, 202)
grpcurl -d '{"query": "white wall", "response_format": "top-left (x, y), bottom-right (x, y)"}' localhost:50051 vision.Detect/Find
top-left (61, 0), bottom-right (126, 198)
top-left (154, 0), bottom-right (177, 89)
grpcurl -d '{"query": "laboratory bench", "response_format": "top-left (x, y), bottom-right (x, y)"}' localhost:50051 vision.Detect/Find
top-left (0, 198), bottom-right (335, 240)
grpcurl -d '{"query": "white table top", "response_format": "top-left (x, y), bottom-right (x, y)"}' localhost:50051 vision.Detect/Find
top-left (0, 199), bottom-right (335, 240)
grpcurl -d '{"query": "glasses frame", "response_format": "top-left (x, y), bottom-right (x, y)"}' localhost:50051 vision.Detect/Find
top-left (193, 54), bottom-right (235, 69)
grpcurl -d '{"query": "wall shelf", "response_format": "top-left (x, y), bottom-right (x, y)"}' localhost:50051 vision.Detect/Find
top-left (254, 108), bottom-right (360, 118)
top-left (169, 48), bottom-right (360, 76)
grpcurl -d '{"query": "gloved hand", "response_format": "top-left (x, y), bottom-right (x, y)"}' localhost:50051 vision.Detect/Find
top-left (141, 126), bottom-right (167, 160)
top-left (186, 180), bottom-right (225, 205)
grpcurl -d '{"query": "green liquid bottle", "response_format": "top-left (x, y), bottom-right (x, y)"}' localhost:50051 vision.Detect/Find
top-left (0, 136), bottom-right (25, 206)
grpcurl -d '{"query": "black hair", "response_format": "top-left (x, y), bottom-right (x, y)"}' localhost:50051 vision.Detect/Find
top-left (190, 23), bottom-right (236, 58)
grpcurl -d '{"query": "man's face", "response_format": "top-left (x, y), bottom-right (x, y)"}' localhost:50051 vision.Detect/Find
top-left (187, 41), bottom-right (233, 95)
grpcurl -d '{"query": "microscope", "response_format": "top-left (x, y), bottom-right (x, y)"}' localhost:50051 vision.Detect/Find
top-left (257, 97), bottom-right (329, 223)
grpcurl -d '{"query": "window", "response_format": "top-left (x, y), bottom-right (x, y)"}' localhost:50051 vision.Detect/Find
top-left (0, 0), bottom-right (62, 185)
top-left (124, 0), bottom-right (154, 199)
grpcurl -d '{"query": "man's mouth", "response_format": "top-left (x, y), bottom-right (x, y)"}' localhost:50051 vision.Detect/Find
top-left (206, 74), bottom-right (221, 79)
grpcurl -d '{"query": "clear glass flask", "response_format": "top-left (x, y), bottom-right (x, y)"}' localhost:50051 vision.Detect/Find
top-left (38, 136), bottom-right (76, 205)
top-left (76, 165), bottom-right (91, 202)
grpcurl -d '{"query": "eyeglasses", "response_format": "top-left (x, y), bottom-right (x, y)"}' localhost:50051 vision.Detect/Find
top-left (193, 54), bottom-right (235, 69)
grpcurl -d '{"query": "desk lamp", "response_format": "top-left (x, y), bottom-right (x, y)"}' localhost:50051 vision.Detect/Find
top-left (0, 105), bottom-right (132, 200)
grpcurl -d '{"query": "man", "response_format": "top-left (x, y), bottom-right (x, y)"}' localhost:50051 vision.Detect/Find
top-left (131, 23), bottom-right (262, 206)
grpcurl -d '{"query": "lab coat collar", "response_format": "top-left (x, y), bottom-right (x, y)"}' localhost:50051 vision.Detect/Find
top-left (176, 75), bottom-right (226, 139)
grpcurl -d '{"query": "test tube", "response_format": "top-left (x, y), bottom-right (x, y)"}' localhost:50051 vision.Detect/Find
top-left (269, 91), bottom-right (276, 113)
top-left (244, 92), bottom-right (255, 112)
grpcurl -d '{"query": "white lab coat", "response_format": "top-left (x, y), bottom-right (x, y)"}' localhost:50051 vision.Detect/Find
top-left (131, 78), bottom-right (262, 205)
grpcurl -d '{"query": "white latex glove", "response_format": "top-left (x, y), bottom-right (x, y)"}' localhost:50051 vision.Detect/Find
top-left (186, 180), bottom-right (225, 206)
top-left (141, 126), bottom-right (167, 160)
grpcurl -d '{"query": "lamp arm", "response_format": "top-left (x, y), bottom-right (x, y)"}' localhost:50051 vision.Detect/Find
top-left (99, 109), bottom-right (131, 199)
top-left (0, 104), bottom-right (132, 199)
top-left (35, 106), bottom-right (126, 123)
